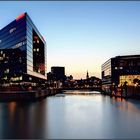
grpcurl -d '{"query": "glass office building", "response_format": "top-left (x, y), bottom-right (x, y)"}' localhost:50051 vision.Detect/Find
top-left (0, 13), bottom-right (47, 88)
top-left (101, 55), bottom-right (140, 93)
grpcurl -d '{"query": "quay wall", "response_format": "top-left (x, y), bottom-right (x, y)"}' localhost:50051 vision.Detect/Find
top-left (0, 89), bottom-right (61, 101)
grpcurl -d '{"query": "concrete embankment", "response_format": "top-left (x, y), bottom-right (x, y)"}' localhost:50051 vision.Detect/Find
top-left (0, 89), bottom-right (62, 101)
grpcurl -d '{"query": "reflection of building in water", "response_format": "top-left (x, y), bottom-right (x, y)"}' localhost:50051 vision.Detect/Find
top-left (0, 13), bottom-right (47, 88)
top-left (101, 55), bottom-right (140, 93)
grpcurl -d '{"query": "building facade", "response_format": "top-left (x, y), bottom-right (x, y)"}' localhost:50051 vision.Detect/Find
top-left (0, 13), bottom-right (47, 88)
top-left (101, 55), bottom-right (140, 93)
top-left (51, 66), bottom-right (65, 81)
top-left (47, 67), bottom-right (66, 88)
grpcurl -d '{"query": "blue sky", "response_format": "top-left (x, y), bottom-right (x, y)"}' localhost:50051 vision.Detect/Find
top-left (0, 1), bottom-right (140, 79)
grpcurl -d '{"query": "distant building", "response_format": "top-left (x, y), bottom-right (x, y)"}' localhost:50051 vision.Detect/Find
top-left (73, 76), bottom-right (101, 89)
top-left (66, 75), bottom-right (73, 81)
top-left (101, 55), bottom-right (140, 92)
top-left (0, 13), bottom-right (47, 88)
top-left (47, 72), bottom-right (54, 81)
top-left (47, 66), bottom-right (66, 88)
top-left (64, 75), bottom-right (74, 88)
top-left (51, 66), bottom-right (65, 81)
top-left (86, 71), bottom-right (89, 79)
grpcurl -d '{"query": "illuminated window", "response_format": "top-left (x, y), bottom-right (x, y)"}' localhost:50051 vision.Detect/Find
top-left (119, 75), bottom-right (140, 86)
top-left (33, 29), bottom-right (45, 75)
top-left (19, 76), bottom-right (22, 80)
top-left (7, 69), bottom-right (9, 73)
top-left (4, 76), bottom-right (7, 80)
top-left (11, 76), bottom-right (22, 81)
top-left (4, 69), bottom-right (9, 74)
top-left (3, 53), bottom-right (5, 58)
top-left (37, 40), bottom-right (39, 43)
top-left (29, 77), bottom-right (32, 81)
top-left (0, 40), bottom-right (1, 43)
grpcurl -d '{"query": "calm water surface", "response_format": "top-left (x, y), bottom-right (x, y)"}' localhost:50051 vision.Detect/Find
top-left (0, 90), bottom-right (140, 139)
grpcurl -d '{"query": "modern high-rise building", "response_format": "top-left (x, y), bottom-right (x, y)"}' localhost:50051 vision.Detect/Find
top-left (101, 55), bottom-right (140, 93)
top-left (0, 13), bottom-right (47, 87)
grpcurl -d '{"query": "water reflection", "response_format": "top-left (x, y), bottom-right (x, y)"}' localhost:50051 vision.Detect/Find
top-left (0, 91), bottom-right (140, 138)
top-left (64, 90), bottom-right (100, 95)
top-left (0, 100), bottom-right (48, 139)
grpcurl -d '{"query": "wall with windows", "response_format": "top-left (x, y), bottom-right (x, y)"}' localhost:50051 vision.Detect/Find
top-left (119, 75), bottom-right (140, 86)
top-left (102, 55), bottom-right (140, 91)
top-left (0, 15), bottom-right (27, 85)
top-left (0, 13), bottom-right (47, 86)
top-left (26, 14), bottom-right (47, 80)
top-left (101, 59), bottom-right (112, 86)
top-left (0, 17), bottom-right (26, 50)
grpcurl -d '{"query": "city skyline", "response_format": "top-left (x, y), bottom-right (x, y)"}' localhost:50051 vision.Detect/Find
top-left (0, 1), bottom-right (140, 79)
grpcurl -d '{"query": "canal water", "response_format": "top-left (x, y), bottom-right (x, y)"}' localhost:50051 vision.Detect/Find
top-left (0, 90), bottom-right (140, 139)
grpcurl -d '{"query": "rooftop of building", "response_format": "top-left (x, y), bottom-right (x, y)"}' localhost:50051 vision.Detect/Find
top-left (0, 12), bottom-right (46, 44)
top-left (102, 54), bottom-right (140, 67)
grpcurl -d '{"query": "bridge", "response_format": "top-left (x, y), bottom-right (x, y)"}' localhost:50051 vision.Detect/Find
top-left (60, 87), bottom-right (102, 92)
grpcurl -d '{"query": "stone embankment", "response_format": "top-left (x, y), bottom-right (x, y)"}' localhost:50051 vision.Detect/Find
top-left (0, 88), bottom-right (61, 101)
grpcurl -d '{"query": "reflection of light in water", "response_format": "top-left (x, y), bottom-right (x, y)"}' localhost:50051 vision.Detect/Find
top-left (65, 94), bottom-right (103, 103)
top-left (1, 94), bottom-right (140, 139)
top-left (8, 102), bottom-right (17, 123)
top-left (8, 102), bottom-right (17, 128)
top-left (64, 90), bottom-right (100, 95)
top-left (110, 97), bottom-right (140, 114)
top-left (55, 94), bottom-right (65, 97)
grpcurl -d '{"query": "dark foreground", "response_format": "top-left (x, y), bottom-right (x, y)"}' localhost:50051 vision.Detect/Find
top-left (0, 91), bottom-right (140, 139)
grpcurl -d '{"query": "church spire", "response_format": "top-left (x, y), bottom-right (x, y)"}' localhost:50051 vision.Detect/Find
top-left (86, 70), bottom-right (89, 79)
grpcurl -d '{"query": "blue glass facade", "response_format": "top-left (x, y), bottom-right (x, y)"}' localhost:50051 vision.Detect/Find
top-left (0, 13), bottom-right (47, 87)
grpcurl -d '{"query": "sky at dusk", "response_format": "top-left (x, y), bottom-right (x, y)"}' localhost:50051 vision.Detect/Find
top-left (0, 1), bottom-right (140, 79)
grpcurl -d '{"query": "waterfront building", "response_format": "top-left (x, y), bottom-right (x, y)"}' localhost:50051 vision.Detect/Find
top-left (0, 13), bottom-right (47, 89)
top-left (101, 55), bottom-right (140, 93)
